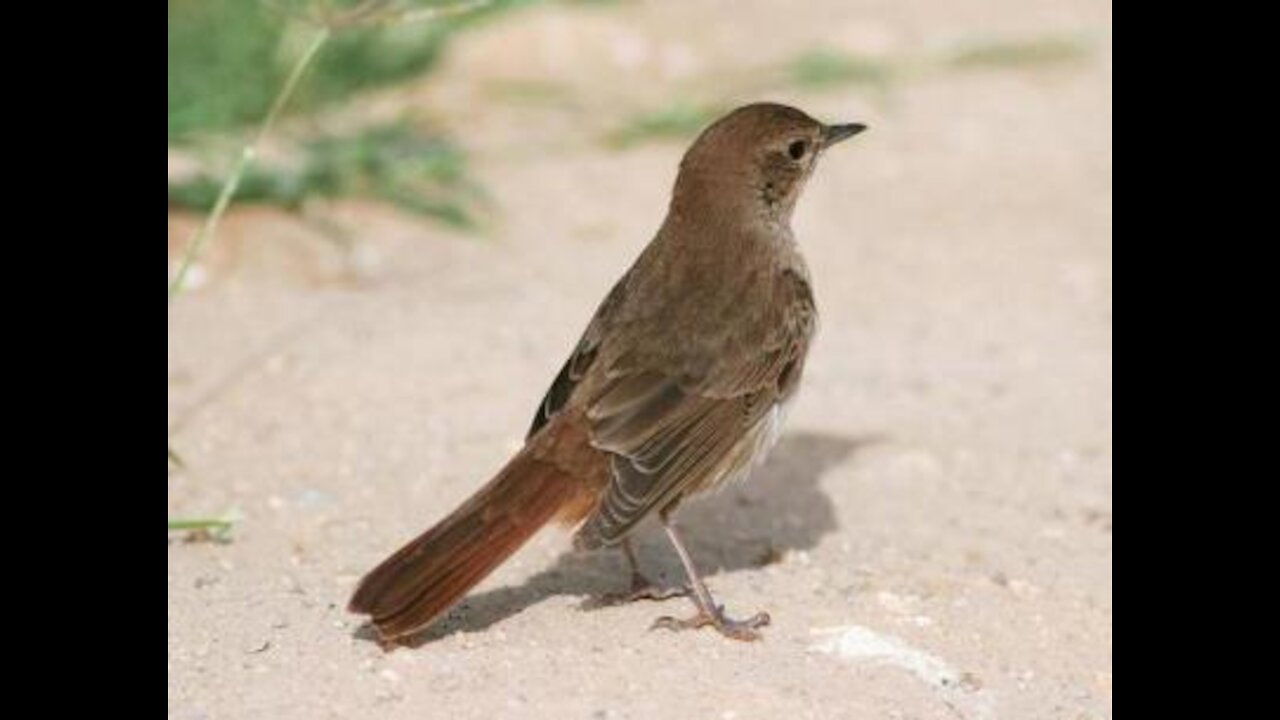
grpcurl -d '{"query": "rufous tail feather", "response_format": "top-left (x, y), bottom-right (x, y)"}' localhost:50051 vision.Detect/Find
top-left (349, 445), bottom-right (580, 640)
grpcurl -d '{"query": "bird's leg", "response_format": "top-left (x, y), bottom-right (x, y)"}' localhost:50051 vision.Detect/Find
top-left (621, 537), bottom-right (688, 601)
top-left (650, 512), bottom-right (770, 641)
top-left (597, 538), bottom-right (688, 605)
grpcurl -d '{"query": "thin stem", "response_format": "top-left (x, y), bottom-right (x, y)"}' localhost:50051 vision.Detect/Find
top-left (167, 26), bottom-right (332, 302)
top-left (168, 518), bottom-right (233, 532)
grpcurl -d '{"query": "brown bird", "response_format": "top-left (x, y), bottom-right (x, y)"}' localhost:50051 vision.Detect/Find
top-left (349, 103), bottom-right (865, 642)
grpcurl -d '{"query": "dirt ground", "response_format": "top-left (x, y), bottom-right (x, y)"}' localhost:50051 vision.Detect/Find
top-left (167, 1), bottom-right (1112, 718)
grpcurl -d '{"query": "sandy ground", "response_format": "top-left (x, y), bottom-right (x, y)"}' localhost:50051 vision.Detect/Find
top-left (167, 1), bottom-right (1112, 718)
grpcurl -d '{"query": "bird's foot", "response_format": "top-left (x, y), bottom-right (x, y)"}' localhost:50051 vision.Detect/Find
top-left (650, 604), bottom-right (771, 641)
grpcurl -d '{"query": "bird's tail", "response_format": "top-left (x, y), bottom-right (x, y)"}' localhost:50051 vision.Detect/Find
top-left (348, 443), bottom-right (583, 641)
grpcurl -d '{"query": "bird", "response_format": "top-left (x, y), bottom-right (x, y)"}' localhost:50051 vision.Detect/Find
top-left (349, 102), bottom-right (866, 642)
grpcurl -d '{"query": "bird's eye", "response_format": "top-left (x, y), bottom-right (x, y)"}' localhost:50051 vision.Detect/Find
top-left (788, 140), bottom-right (808, 160)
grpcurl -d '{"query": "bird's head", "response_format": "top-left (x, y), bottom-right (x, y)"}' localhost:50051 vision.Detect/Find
top-left (672, 103), bottom-right (866, 225)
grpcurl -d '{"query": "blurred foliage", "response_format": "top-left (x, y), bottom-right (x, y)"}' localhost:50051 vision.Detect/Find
top-left (948, 36), bottom-right (1091, 69)
top-left (605, 102), bottom-right (724, 149)
top-left (482, 79), bottom-right (575, 106)
top-left (606, 30), bottom-right (1094, 150)
top-left (167, 0), bottom-right (528, 141)
top-left (789, 50), bottom-right (893, 89)
top-left (169, 121), bottom-right (482, 226)
top-left (168, 0), bottom-right (280, 139)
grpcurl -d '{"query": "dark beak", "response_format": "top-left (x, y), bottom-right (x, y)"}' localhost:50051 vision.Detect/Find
top-left (823, 123), bottom-right (867, 148)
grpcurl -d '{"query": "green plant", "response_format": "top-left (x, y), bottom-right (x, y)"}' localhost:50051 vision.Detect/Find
top-left (948, 36), bottom-right (1090, 69)
top-left (168, 0), bottom-right (521, 140)
top-left (605, 102), bottom-right (723, 148)
top-left (169, 121), bottom-right (480, 225)
top-left (789, 49), bottom-right (892, 88)
top-left (168, 0), bottom-right (493, 537)
top-left (168, 517), bottom-right (235, 542)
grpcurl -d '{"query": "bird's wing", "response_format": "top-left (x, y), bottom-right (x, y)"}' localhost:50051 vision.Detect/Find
top-left (572, 267), bottom-right (816, 547)
top-left (526, 274), bottom-right (630, 441)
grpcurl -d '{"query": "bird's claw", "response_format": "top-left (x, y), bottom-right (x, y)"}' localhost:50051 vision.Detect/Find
top-left (650, 604), bottom-right (771, 641)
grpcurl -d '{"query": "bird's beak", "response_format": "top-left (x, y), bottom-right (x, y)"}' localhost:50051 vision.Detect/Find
top-left (822, 123), bottom-right (867, 148)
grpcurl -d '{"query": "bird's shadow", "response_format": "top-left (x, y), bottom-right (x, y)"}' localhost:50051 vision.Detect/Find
top-left (362, 430), bottom-right (871, 648)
